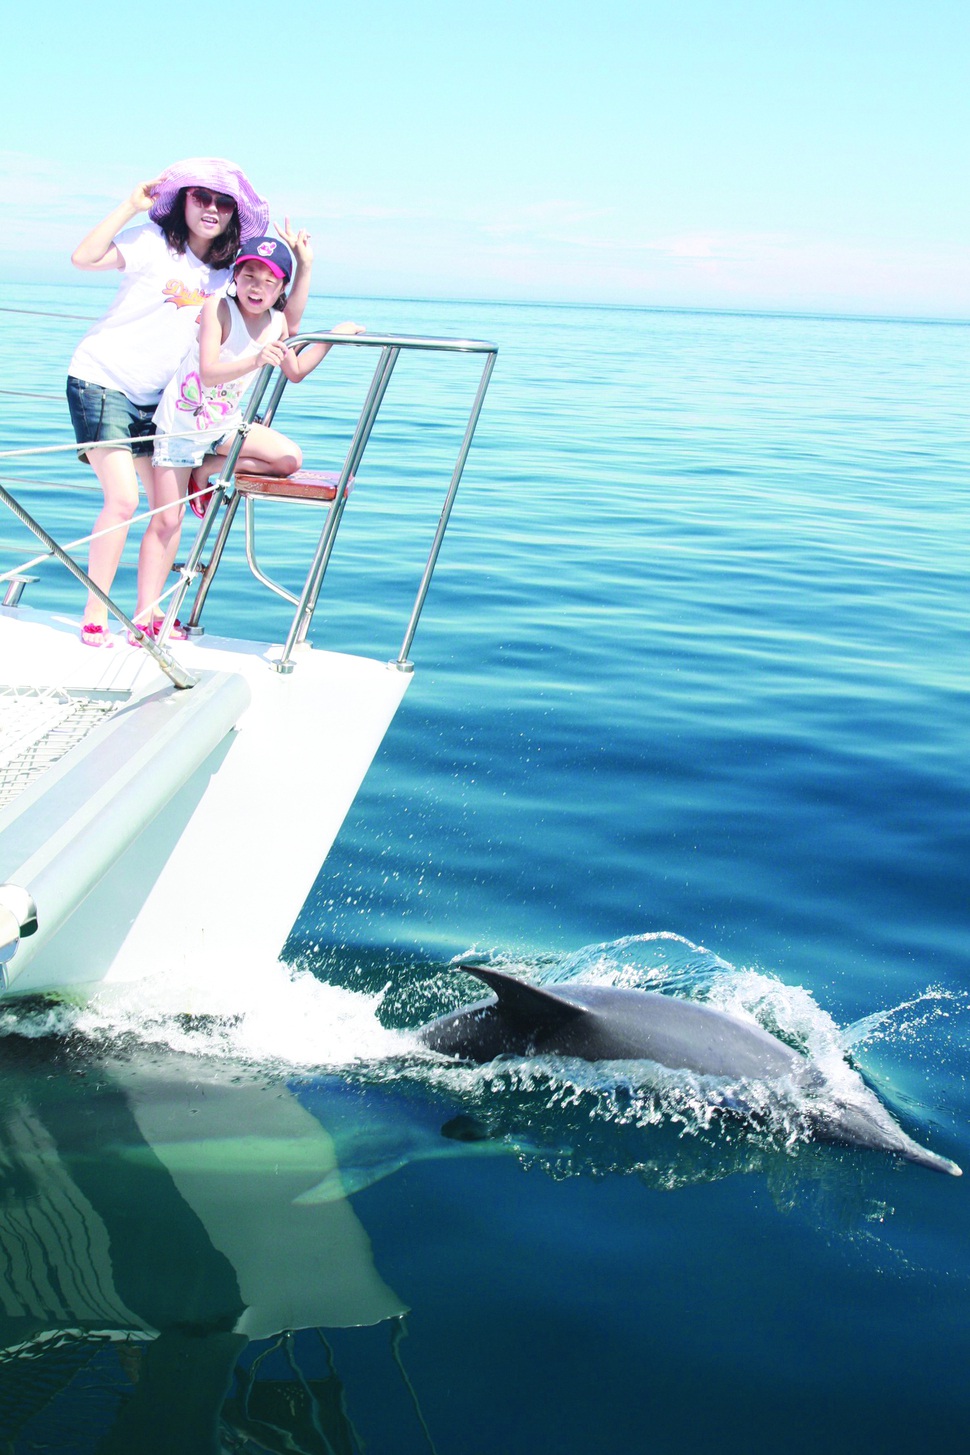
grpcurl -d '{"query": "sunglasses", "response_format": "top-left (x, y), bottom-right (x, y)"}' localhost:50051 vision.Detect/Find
top-left (187, 187), bottom-right (236, 213)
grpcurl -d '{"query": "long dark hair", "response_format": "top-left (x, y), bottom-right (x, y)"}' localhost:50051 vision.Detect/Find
top-left (157, 188), bottom-right (241, 268)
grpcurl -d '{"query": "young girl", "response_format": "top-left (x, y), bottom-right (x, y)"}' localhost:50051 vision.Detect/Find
top-left (141, 237), bottom-right (363, 634)
top-left (67, 158), bottom-right (311, 646)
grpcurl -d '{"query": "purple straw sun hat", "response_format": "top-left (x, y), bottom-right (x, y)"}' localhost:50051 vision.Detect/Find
top-left (149, 158), bottom-right (270, 243)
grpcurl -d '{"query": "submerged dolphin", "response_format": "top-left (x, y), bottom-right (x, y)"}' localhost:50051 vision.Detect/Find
top-left (419, 963), bottom-right (961, 1177)
top-left (116, 1116), bottom-right (525, 1205)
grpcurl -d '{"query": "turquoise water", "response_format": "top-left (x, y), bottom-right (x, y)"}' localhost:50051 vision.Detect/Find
top-left (0, 288), bottom-right (968, 1451)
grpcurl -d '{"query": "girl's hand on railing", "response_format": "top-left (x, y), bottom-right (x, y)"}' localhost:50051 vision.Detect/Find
top-left (257, 339), bottom-right (288, 369)
top-left (330, 321), bottom-right (365, 336)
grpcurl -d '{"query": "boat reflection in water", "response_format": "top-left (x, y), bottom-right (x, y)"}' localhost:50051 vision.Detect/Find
top-left (0, 1031), bottom-right (439, 1455)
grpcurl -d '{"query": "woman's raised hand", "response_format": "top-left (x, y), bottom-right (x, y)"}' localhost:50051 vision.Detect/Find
top-left (73, 177), bottom-right (165, 269)
top-left (128, 176), bottom-right (165, 213)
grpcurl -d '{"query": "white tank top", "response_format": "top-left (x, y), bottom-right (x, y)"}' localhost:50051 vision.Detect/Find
top-left (153, 298), bottom-right (285, 443)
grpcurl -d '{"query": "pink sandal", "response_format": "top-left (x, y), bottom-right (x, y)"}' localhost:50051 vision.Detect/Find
top-left (80, 622), bottom-right (114, 648)
top-left (127, 617), bottom-right (189, 647)
top-left (155, 616), bottom-right (189, 641)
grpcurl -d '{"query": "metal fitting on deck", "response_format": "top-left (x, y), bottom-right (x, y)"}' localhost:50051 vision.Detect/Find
top-left (0, 883), bottom-right (38, 971)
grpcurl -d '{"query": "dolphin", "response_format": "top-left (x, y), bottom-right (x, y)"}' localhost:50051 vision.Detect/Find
top-left (284, 1075), bottom-right (545, 1203)
top-left (112, 1117), bottom-right (526, 1205)
top-left (418, 963), bottom-right (962, 1177)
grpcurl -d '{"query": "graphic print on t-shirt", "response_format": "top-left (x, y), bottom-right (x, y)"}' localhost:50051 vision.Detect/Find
top-left (163, 280), bottom-right (211, 310)
top-left (175, 372), bottom-right (237, 431)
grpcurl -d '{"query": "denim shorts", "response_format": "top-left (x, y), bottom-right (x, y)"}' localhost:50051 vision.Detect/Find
top-left (153, 428), bottom-right (233, 470)
top-left (66, 376), bottom-right (156, 464)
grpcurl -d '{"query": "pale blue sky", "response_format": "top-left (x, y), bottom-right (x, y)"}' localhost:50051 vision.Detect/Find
top-left (5, 0), bottom-right (969, 314)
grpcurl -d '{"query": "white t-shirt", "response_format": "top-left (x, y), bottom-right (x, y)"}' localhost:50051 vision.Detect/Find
top-left (68, 222), bottom-right (231, 406)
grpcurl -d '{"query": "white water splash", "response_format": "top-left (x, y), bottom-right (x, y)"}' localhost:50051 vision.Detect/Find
top-left (840, 986), bottom-right (967, 1052)
top-left (1, 930), bottom-right (961, 1176)
top-left (70, 958), bottom-right (411, 1069)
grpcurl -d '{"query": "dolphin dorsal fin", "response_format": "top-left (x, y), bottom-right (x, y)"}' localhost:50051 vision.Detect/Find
top-left (456, 963), bottom-right (587, 1031)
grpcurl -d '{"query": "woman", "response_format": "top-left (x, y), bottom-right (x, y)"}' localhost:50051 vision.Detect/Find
top-left (66, 158), bottom-right (310, 644)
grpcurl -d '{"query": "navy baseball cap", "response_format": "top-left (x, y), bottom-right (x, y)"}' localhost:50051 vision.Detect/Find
top-left (234, 236), bottom-right (293, 282)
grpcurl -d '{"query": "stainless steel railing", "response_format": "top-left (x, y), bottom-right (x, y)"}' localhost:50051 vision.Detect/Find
top-left (0, 329), bottom-right (497, 681)
top-left (171, 330), bottom-right (498, 675)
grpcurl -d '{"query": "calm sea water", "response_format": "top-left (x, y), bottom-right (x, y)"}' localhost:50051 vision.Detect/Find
top-left (0, 286), bottom-right (968, 1453)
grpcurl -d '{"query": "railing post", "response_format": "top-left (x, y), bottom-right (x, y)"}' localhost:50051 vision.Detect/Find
top-left (392, 349), bottom-right (497, 670)
top-left (275, 344), bottom-right (401, 673)
top-left (2, 575), bottom-right (38, 607)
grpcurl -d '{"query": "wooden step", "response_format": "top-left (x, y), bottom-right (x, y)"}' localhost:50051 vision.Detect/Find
top-left (234, 469), bottom-right (351, 503)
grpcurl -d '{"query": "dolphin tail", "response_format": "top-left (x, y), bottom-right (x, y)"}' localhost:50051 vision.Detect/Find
top-left (294, 1135), bottom-right (526, 1205)
top-left (294, 1158), bottom-right (411, 1203)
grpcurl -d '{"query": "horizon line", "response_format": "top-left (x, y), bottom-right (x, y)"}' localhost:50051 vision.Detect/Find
top-left (7, 279), bottom-right (970, 330)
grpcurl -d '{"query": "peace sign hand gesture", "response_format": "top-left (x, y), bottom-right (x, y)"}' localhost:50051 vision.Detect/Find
top-left (274, 216), bottom-right (313, 267)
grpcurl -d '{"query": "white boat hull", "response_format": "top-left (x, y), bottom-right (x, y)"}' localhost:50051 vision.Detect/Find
top-left (0, 606), bottom-right (411, 999)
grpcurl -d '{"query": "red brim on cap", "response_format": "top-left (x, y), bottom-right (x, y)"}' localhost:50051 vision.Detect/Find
top-left (234, 253), bottom-right (288, 280)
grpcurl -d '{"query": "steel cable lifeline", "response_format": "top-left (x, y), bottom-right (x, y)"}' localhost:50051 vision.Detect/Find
top-left (0, 481), bottom-right (196, 690)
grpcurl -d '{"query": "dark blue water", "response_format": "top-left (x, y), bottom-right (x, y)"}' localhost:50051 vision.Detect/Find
top-left (0, 288), bottom-right (968, 1452)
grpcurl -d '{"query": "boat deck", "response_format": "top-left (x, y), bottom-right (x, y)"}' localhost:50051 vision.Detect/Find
top-left (0, 605), bottom-right (411, 998)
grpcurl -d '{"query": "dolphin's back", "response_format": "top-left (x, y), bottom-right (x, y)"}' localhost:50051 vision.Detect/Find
top-left (560, 983), bottom-right (806, 1079)
top-left (420, 965), bottom-right (806, 1081)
